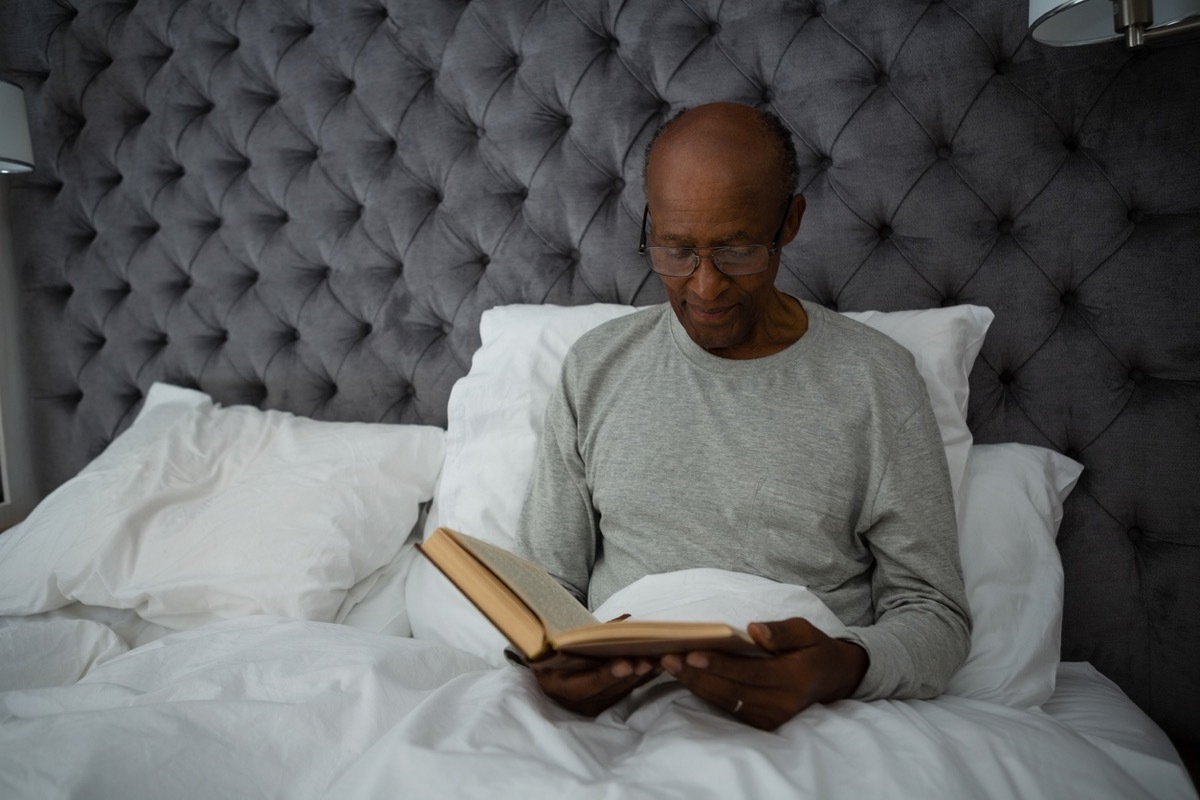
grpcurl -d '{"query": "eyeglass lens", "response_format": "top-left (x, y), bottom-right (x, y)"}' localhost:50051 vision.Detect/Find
top-left (647, 246), bottom-right (769, 277)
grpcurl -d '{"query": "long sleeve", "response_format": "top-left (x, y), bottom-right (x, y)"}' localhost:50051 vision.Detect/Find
top-left (836, 399), bottom-right (973, 701)
top-left (513, 360), bottom-right (598, 605)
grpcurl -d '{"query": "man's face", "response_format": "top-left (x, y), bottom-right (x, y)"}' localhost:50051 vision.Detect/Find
top-left (645, 174), bottom-right (792, 358)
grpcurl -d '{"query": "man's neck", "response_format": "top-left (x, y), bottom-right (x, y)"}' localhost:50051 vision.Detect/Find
top-left (706, 292), bottom-right (808, 360)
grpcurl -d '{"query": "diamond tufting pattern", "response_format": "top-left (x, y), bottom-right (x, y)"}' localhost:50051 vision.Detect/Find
top-left (0, 0), bottom-right (1197, 741)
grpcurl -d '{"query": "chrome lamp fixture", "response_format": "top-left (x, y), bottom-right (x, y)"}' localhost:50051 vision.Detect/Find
top-left (0, 80), bottom-right (34, 174)
top-left (1030, 0), bottom-right (1200, 47)
top-left (0, 80), bottom-right (32, 512)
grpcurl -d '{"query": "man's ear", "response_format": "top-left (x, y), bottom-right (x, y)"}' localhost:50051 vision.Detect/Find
top-left (780, 194), bottom-right (806, 247)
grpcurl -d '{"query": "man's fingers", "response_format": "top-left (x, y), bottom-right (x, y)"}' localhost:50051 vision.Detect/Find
top-left (534, 657), bottom-right (662, 716)
top-left (662, 652), bottom-right (808, 731)
top-left (748, 617), bottom-right (827, 653)
top-left (659, 620), bottom-right (857, 730)
top-left (663, 655), bottom-right (739, 700)
top-left (590, 662), bottom-right (660, 701)
top-left (543, 667), bottom-right (620, 700)
top-left (532, 651), bottom-right (614, 674)
top-left (664, 655), bottom-right (789, 717)
top-left (672, 650), bottom-right (792, 688)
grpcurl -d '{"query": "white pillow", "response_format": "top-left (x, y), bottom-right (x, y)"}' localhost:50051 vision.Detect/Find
top-left (0, 383), bottom-right (445, 630)
top-left (407, 302), bottom-right (992, 663)
top-left (335, 528), bottom-right (425, 637)
top-left (430, 303), bottom-right (640, 545)
top-left (947, 442), bottom-right (1082, 708)
top-left (408, 304), bottom-right (639, 663)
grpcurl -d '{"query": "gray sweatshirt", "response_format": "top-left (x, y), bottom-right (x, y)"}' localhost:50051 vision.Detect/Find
top-left (514, 301), bottom-right (971, 701)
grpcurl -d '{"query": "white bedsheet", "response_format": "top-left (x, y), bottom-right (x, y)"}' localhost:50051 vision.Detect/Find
top-left (0, 615), bottom-right (1192, 800)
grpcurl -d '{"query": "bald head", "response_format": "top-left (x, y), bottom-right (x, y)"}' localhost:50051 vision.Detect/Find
top-left (642, 103), bottom-right (799, 205)
top-left (639, 102), bottom-right (808, 359)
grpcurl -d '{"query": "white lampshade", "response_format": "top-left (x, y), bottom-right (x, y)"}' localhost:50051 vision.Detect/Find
top-left (0, 80), bottom-right (34, 174)
top-left (1030, 0), bottom-right (1200, 45)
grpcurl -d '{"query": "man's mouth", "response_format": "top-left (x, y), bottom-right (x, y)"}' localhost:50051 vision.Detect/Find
top-left (688, 305), bottom-right (733, 321)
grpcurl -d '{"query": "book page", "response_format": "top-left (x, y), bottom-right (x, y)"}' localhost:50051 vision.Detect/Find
top-left (448, 531), bottom-right (599, 638)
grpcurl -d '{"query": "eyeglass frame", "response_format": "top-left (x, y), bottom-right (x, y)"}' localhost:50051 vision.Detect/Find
top-left (638, 197), bottom-right (794, 278)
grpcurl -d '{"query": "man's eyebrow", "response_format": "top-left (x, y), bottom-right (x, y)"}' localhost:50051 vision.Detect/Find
top-left (652, 229), bottom-right (759, 246)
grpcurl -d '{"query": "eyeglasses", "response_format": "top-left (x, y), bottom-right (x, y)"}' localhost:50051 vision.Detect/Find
top-left (638, 200), bottom-right (791, 278)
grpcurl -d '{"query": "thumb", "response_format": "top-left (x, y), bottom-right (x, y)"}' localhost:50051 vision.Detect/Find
top-left (748, 617), bottom-right (827, 653)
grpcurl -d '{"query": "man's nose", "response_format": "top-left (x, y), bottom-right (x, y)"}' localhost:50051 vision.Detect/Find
top-left (689, 254), bottom-right (728, 299)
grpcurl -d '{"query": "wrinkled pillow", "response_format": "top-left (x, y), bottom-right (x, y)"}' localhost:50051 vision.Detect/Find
top-left (0, 383), bottom-right (445, 630)
top-left (408, 302), bottom-right (992, 663)
top-left (947, 442), bottom-right (1082, 708)
top-left (408, 304), bottom-right (638, 661)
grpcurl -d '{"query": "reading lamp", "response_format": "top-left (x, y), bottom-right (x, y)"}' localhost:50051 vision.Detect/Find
top-left (0, 79), bottom-right (32, 513)
top-left (1030, 0), bottom-right (1200, 48)
top-left (0, 80), bottom-right (34, 174)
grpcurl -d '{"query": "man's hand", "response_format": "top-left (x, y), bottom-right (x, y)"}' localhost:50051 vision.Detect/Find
top-left (530, 652), bottom-right (661, 717)
top-left (661, 617), bottom-right (868, 731)
top-left (529, 613), bottom-right (662, 716)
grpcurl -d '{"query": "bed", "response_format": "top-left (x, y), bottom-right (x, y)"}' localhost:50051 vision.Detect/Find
top-left (0, 1), bottom-right (1197, 798)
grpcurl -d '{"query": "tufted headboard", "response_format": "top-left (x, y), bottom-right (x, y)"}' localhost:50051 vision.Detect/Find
top-left (1, 0), bottom-right (1197, 743)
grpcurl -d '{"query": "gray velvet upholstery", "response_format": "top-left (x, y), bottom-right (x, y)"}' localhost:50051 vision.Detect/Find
top-left (1, 1), bottom-right (1197, 743)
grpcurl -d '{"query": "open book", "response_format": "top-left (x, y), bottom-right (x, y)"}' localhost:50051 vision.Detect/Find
top-left (418, 527), bottom-right (762, 662)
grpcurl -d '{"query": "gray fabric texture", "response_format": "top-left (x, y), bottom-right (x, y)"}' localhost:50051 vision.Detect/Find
top-left (0, 0), bottom-right (1196, 741)
top-left (515, 301), bottom-right (971, 701)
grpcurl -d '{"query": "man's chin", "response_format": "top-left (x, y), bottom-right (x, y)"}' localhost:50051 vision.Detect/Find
top-left (680, 313), bottom-right (744, 353)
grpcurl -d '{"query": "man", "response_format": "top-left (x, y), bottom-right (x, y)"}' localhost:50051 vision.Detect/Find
top-left (513, 102), bottom-right (970, 731)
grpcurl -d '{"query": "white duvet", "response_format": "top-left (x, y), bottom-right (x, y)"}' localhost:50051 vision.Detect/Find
top-left (0, 612), bottom-right (1193, 800)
